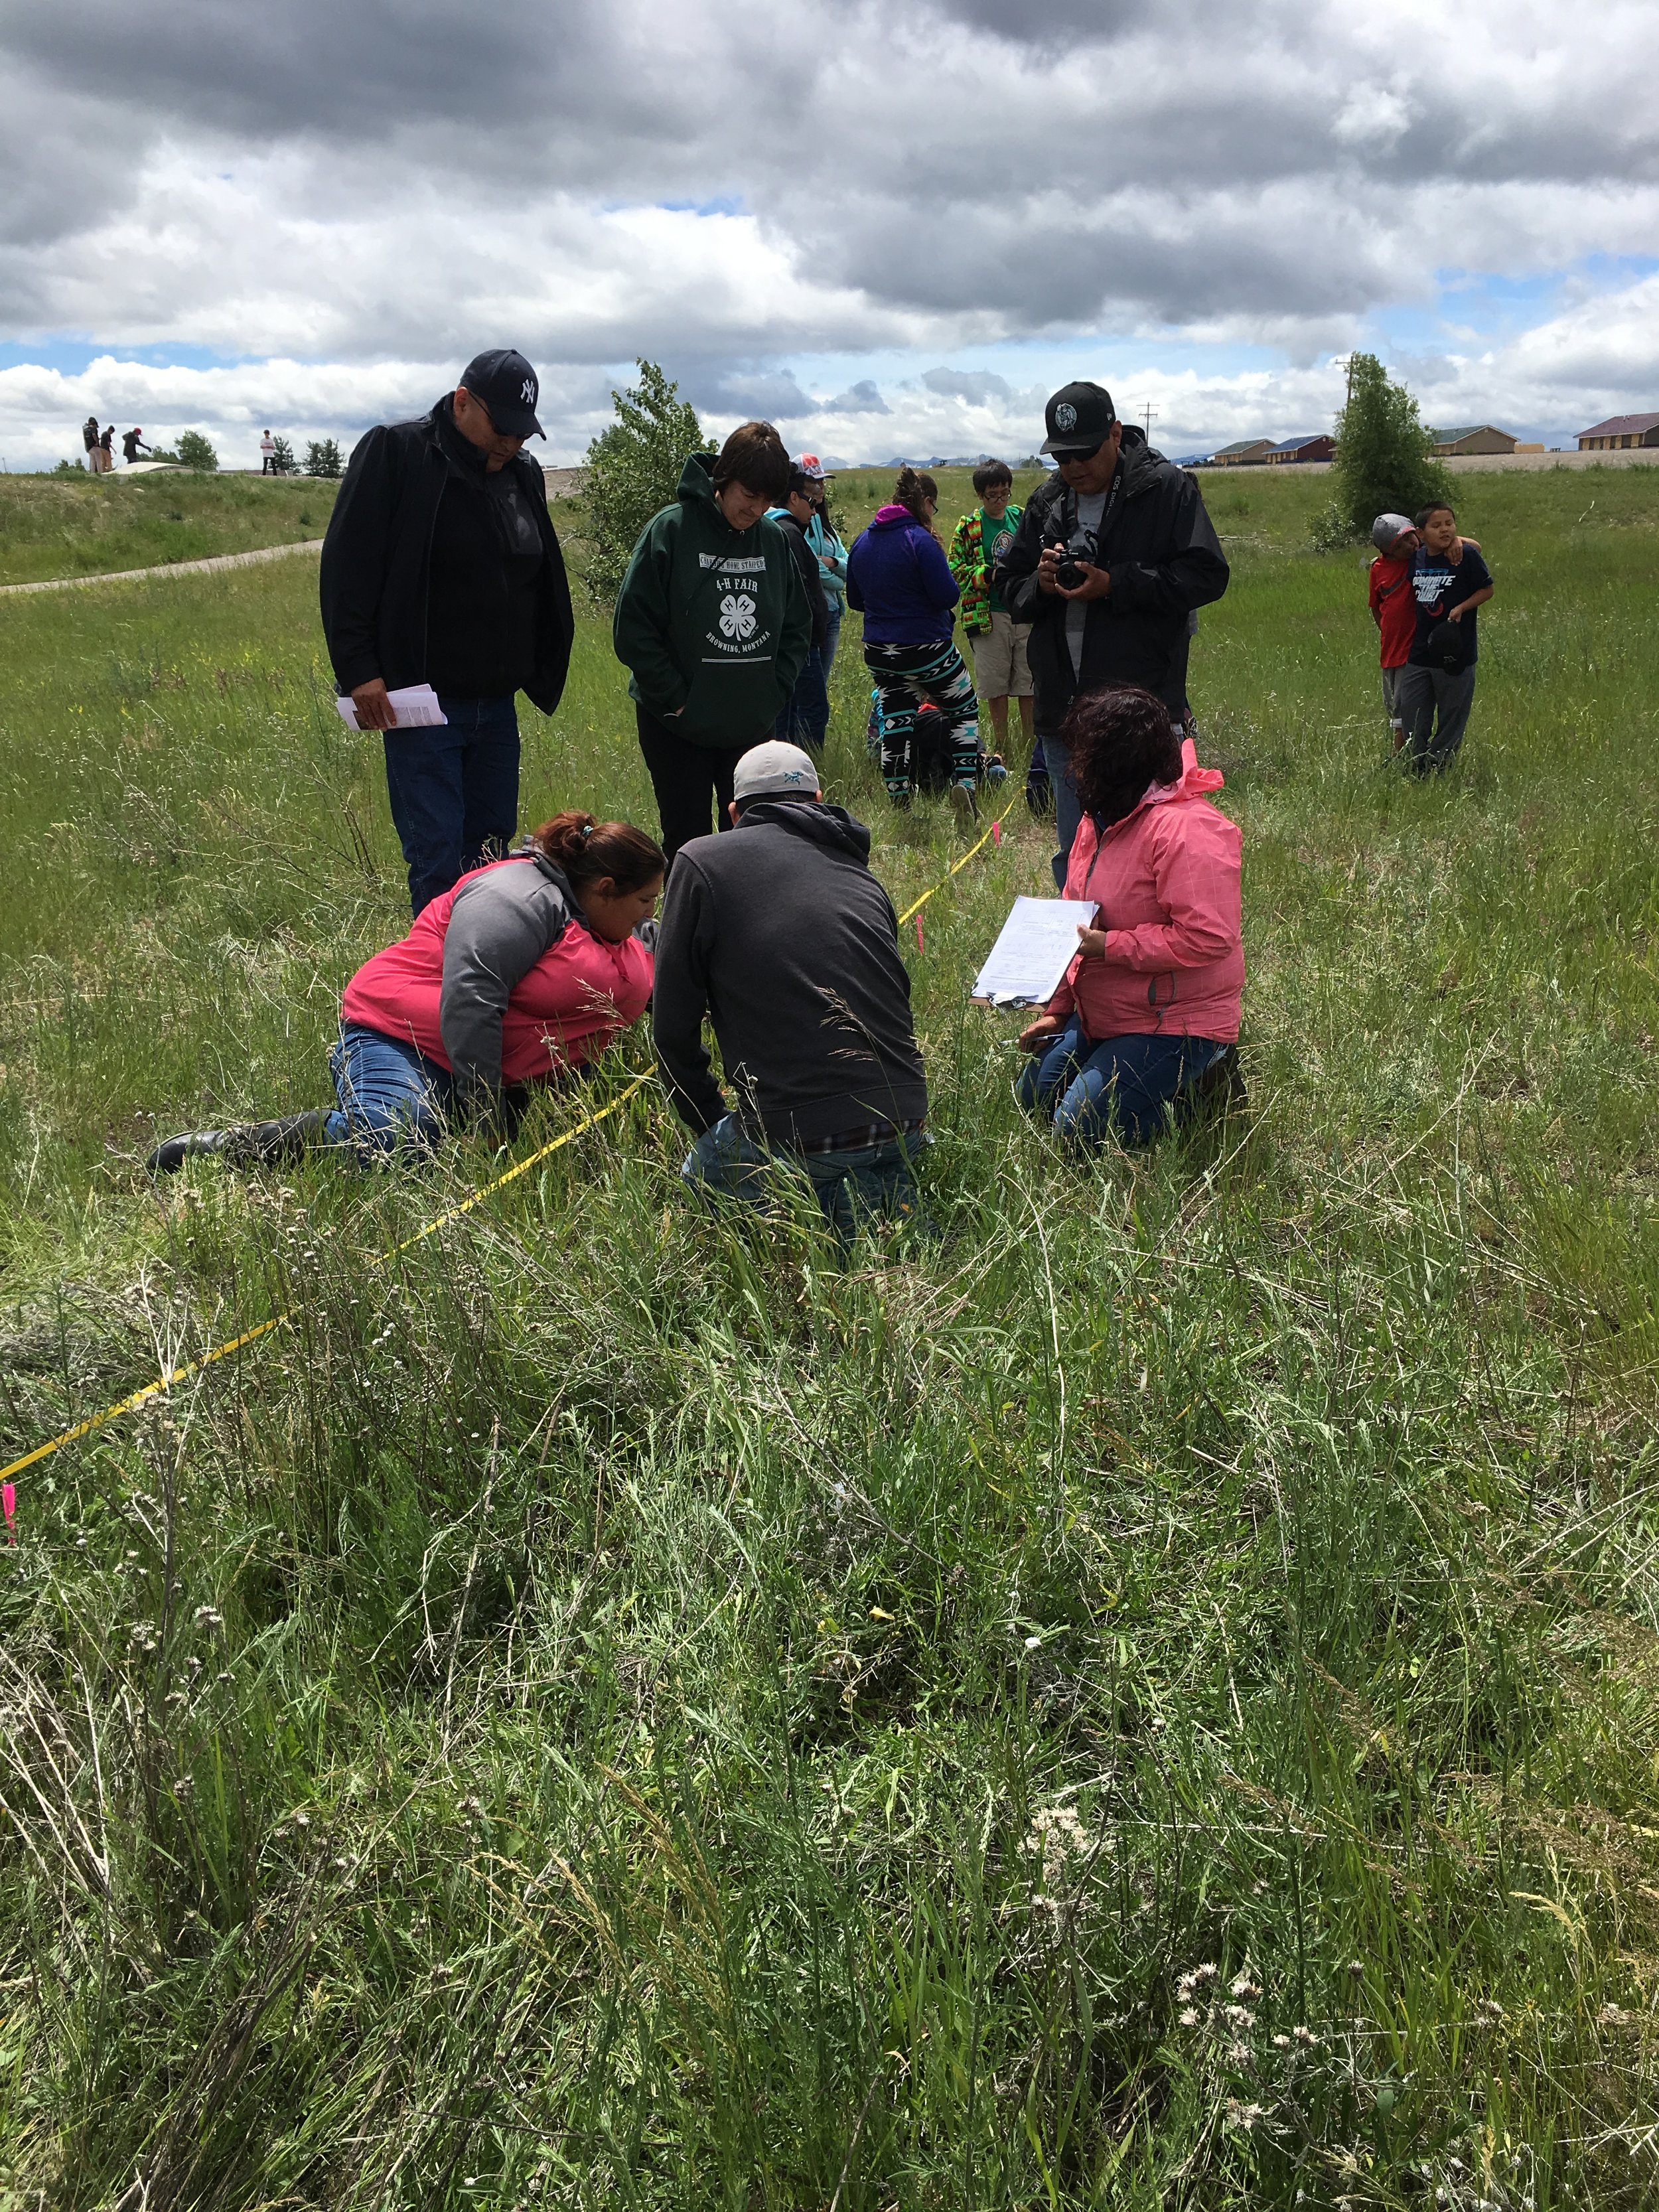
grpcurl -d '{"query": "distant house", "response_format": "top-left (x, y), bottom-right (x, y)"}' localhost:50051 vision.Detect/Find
top-left (1431, 425), bottom-right (1518, 456)
top-left (1267, 435), bottom-right (1336, 465)
top-left (1210, 438), bottom-right (1274, 467)
top-left (1576, 413), bottom-right (1659, 451)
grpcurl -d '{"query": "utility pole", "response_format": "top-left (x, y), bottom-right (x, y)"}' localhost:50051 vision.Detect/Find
top-left (1139, 402), bottom-right (1158, 439)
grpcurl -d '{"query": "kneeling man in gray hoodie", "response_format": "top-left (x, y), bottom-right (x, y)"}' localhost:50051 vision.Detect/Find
top-left (652, 740), bottom-right (929, 1236)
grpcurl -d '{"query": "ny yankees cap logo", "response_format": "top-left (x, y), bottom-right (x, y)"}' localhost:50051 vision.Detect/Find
top-left (459, 347), bottom-right (546, 439)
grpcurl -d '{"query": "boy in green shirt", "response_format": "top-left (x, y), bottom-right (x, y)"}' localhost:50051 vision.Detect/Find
top-left (948, 459), bottom-right (1040, 798)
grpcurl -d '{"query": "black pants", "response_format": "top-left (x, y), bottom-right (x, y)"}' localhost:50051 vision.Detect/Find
top-left (636, 706), bottom-right (745, 871)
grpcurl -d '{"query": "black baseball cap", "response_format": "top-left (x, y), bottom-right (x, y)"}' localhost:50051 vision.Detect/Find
top-left (458, 348), bottom-right (545, 439)
top-left (1041, 380), bottom-right (1117, 456)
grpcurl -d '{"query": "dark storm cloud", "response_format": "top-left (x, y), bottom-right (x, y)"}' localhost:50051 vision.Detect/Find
top-left (1, 0), bottom-right (1654, 370)
top-left (827, 380), bottom-right (891, 415)
top-left (922, 368), bottom-right (1013, 403)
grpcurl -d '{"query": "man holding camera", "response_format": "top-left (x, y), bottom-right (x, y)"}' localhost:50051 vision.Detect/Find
top-left (999, 382), bottom-right (1229, 884)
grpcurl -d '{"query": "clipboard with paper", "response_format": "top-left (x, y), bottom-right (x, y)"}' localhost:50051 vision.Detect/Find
top-left (971, 897), bottom-right (1099, 1007)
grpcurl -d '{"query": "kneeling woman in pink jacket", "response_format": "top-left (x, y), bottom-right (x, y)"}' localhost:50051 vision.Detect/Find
top-left (147, 813), bottom-right (664, 1171)
top-left (1017, 686), bottom-right (1243, 1147)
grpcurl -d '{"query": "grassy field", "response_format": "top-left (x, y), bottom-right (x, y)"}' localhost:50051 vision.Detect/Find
top-left (1, 461), bottom-right (1656, 2209)
top-left (0, 469), bottom-right (342, 586)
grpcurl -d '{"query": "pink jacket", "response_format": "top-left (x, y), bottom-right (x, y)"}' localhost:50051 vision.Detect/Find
top-left (341, 863), bottom-right (652, 1085)
top-left (1050, 739), bottom-right (1244, 1042)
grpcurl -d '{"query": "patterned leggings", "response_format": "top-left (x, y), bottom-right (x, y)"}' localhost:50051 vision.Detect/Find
top-left (863, 638), bottom-right (980, 802)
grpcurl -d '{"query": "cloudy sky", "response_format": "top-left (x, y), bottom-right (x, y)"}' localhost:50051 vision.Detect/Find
top-left (2, 0), bottom-right (1656, 471)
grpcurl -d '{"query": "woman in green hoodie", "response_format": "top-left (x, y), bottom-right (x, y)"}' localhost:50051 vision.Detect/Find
top-left (614, 421), bottom-right (813, 868)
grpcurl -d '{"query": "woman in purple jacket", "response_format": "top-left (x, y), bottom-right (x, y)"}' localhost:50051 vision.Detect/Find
top-left (846, 468), bottom-right (981, 806)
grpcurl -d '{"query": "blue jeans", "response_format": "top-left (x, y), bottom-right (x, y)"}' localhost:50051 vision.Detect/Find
top-left (821, 604), bottom-right (843, 680)
top-left (323, 1023), bottom-right (457, 1154)
top-left (681, 1114), bottom-right (926, 1239)
top-left (1017, 1023), bottom-right (1228, 1148)
top-left (382, 694), bottom-right (520, 915)
top-left (1037, 732), bottom-right (1082, 889)
top-left (775, 646), bottom-right (830, 753)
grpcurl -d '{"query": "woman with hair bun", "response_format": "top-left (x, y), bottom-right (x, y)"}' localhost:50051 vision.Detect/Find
top-left (146, 812), bottom-right (664, 1169)
top-left (846, 467), bottom-right (982, 806)
top-left (1016, 685), bottom-right (1243, 1147)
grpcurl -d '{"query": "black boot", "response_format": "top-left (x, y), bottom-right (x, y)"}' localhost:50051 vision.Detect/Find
top-left (1191, 1045), bottom-right (1246, 1116)
top-left (146, 1111), bottom-right (328, 1175)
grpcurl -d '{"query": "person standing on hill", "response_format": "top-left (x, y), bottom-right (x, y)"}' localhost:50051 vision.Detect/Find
top-left (121, 427), bottom-right (149, 465)
top-left (999, 382), bottom-right (1229, 884)
top-left (96, 424), bottom-right (115, 474)
top-left (1368, 513), bottom-right (1419, 749)
top-left (950, 459), bottom-right (1040, 800)
top-left (613, 420), bottom-right (812, 870)
top-left (260, 430), bottom-right (277, 475)
top-left (1395, 500), bottom-right (1493, 776)
top-left (81, 415), bottom-right (100, 468)
top-left (797, 455), bottom-right (849, 677)
top-left (319, 348), bottom-right (575, 915)
top-left (846, 467), bottom-right (980, 808)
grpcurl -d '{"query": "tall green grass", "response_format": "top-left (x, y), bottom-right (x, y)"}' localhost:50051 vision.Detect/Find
top-left (0, 465), bottom-right (1656, 2208)
top-left (0, 470), bottom-right (340, 585)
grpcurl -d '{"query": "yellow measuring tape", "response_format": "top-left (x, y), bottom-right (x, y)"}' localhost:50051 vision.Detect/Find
top-left (1, 820), bottom-right (1005, 1495)
top-left (0, 1074), bottom-right (650, 1489)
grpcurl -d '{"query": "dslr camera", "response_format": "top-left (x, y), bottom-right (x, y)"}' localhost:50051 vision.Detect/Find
top-left (1053, 531), bottom-right (1099, 589)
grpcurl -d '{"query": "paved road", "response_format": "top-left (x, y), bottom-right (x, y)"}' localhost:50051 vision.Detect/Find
top-left (0, 537), bottom-right (323, 598)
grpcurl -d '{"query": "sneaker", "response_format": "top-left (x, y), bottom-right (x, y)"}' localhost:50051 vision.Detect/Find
top-left (1024, 772), bottom-right (1052, 817)
top-left (983, 753), bottom-right (1008, 784)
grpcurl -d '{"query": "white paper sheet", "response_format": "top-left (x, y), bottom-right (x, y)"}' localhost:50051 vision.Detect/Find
top-left (335, 683), bottom-right (448, 729)
top-left (971, 896), bottom-right (1100, 1006)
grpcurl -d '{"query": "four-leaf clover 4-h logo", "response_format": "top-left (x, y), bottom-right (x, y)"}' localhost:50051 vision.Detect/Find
top-left (719, 591), bottom-right (757, 641)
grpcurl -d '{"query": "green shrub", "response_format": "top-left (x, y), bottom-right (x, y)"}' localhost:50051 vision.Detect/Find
top-left (1331, 354), bottom-right (1450, 538)
top-left (52, 457), bottom-right (84, 475)
top-left (304, 438), bottom-right (343, 480)
top-left (581, 358), bottom-right (704, 604)
top-left (175, 429), bottom-right (218, 472)
top-left (271, 435), bottom-right (296, 474)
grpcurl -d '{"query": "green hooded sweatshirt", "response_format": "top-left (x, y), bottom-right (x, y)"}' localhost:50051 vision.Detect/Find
top-left (613, 454), bottom-right (813, 750)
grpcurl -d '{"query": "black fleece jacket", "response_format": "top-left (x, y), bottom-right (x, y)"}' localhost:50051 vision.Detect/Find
top-left (319, 396), bottom-right (574, 712)
top-left (997, 427), bottom-right (1228, 725)
top-left (771, 508), bottom-right (830, 650)
top-left (652, 800), bottom-right (927, 1147)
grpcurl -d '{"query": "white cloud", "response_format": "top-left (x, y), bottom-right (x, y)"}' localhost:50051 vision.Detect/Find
top-left (0, 0), bottom-right (1656, 467)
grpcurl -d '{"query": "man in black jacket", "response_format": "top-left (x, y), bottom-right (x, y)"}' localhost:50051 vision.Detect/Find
top-left (998, 381), bottom-right (1228, 883)
top-left (654, 739), bottom-right (928, 1237)
top-left (320, 347), bottom-right (575, 913)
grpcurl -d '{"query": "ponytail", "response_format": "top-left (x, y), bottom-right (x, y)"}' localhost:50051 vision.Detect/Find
top-left (893, 466), bottom-right (938, 522)
top-left (530, 812), bottom-right (665, 893)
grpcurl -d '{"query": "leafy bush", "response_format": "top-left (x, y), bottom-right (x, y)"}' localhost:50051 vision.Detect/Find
top-left (581, 358), bottom-right (704, 604)
top-left (271, 435), bottom-right (296, 474)
top-left (1331, 354), bottom-right (1449, 538)
top-left (52, 458), bottom-right (85, 475)
top-left (1308, 499), bottom-right (1356, 553)
top-left (304, 438), bottom-right (344, 479)
top-left (175, 429), bottom-right (218, 472)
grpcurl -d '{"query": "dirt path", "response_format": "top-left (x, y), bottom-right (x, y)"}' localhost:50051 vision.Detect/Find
top-left (0, 538), bottom-right (323, 598)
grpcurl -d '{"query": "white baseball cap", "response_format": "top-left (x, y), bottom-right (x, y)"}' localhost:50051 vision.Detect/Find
top-left (733, 741), bottom-right (822, 804)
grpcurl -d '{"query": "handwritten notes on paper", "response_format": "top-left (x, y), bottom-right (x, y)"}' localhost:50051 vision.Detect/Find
top-left (971, 897), bottom-right (1100, 1006)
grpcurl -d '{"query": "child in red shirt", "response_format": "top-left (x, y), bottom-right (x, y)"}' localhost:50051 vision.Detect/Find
top-left (1368, 512), bottom-right (1419, 749)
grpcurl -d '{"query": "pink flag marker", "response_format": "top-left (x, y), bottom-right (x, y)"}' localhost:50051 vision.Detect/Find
top-left (991, 818), bottom-right (1003, 848)
top-left (915, 914), bottom-right (924, 952)
top-left (2, 1483), bottom-right (15, 1544)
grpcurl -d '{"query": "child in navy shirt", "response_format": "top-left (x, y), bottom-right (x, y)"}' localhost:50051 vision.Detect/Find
top-left (1396, 500), bottom-right (1494, 775)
